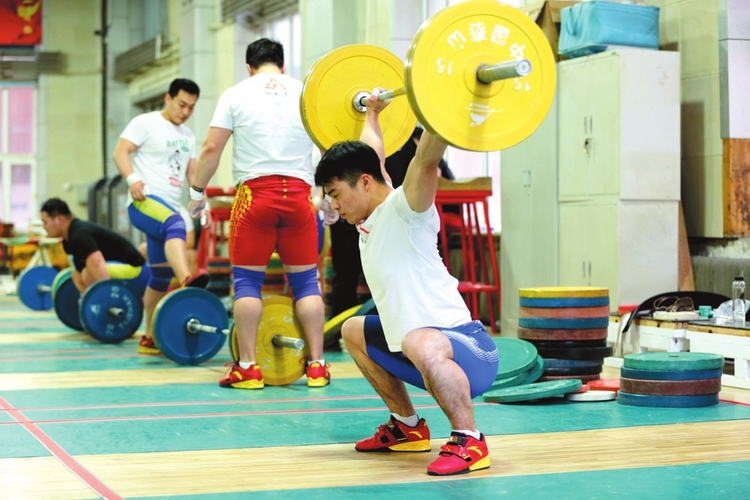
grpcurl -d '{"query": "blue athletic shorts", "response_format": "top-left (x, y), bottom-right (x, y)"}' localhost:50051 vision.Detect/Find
top-left (363, 315), bottom-right (499, 398)
top-left (128, 195), bottom-right (184, 265)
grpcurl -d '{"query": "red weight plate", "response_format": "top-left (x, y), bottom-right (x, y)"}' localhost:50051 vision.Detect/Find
top-left (619, 377), bottom-right (721, 396)
top-left (517, 327), bottom-right (608, 341)
top-left (519, 305), bottom-right (610, 319)
top-left (587, 378), bottom-right (621, 392)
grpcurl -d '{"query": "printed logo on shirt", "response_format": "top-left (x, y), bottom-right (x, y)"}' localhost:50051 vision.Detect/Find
top-left (265, 78), bottom-right (288, 97)
top-left (356, 221), bottom-right (369, 244)
top-left (167, 149), bottom-right (182, 178)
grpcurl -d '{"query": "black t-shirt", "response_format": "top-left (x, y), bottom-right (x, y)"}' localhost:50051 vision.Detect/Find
top-left (385, 138), bottom-right (455, 189)
top-left (63, 218), bottom-right (145, 271)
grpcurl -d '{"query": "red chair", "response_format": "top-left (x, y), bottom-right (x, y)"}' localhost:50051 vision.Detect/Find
top-left (435, 177), bottom-right (500, 331)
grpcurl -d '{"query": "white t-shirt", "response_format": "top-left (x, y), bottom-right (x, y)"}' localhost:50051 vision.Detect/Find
top-left (120, 111), bottom-right (196, 209)
top-left (358, 188), bottom-right (472, 352)
top-left (209, 73), bottom-right (315, 186)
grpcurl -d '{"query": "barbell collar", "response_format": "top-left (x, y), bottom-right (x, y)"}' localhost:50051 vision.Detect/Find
top-left (271, 334), bottom-right (305, 350)
top-left (108, 307), bottom-right (124, 319)
top-left (353, 91), bottom-right (370, 112)
top-left (354, 87), bottom-right (407, 110)
top-left (185, 318), bottom-right (230, 336)
top-left (476, 58), bottom-right (532, 84)
top-left (37, 284), bottom-right (52, 293)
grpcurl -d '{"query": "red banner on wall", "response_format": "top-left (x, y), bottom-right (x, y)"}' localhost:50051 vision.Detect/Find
top-left (0, 0), bottom-right (42, 46)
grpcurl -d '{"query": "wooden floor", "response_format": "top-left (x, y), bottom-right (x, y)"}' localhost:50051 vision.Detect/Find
top-left (2, 280), bottom-right (750, 499)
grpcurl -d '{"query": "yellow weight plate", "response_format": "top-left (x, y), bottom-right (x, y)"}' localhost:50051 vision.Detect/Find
top-left (519, 287), bottom-right (610, 298)
top-left (230, 295), bottom-right (310, 386)
top-left (405, 0), bottom-right (556, 151)
top-left (323, 303), bottom-right (361, 339)
top-left (300, 44), bottom-right (417, 157)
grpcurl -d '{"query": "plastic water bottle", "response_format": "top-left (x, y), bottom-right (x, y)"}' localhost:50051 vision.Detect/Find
top-left (732, 276), bottom-right (746, 325)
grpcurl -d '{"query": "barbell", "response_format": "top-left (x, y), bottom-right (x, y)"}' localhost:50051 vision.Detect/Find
top-left (153, 291), bottom-right (308, 385)
top-left (19, 265), bottom-right (146, 342)
top-left (300, 0), bottom-right (556, 153)
top-left (78, 279), bottom-right (143, 343)
top-left (17, 265), bottom-right (58, 310)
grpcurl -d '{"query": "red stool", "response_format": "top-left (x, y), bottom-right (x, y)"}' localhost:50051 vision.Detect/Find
top-left (203, 186), bottom-right (236, 261)
top-left (435, 177), bottom-right (500, 331)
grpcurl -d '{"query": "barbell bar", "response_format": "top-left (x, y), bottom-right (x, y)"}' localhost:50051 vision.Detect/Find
top-left (354, 58), bottom-right (532, 110)
top-left (183, 317), bottom-right (305, 351)
top-left (188, 318), bottom-right (306, 351)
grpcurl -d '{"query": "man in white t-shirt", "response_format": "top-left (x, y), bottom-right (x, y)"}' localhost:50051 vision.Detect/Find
top-left (113, 78), bottom-right (209, 356)
top-left (188, 38), bottom-right (330, 389)
top-left (313, 91), bottom-right (499, 477)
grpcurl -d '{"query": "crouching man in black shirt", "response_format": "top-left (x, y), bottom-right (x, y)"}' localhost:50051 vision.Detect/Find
top-left (40, 198), bottom-right (149, 296)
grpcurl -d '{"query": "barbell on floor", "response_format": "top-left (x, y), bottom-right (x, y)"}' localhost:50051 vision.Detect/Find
top-left (153, 291), bottom-right (308, 385)
top-left (300, 0), bottom-right (556, 153)
top-left (16, 265), bottom-right (58, 311)
top-left (78, 279), bottom-right (143, 343)
top-left (19, 265), bottom-right (145, 342)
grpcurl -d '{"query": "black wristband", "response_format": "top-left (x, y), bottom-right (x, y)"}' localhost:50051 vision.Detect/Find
top-left (190, 185), bottom-right (205, 193)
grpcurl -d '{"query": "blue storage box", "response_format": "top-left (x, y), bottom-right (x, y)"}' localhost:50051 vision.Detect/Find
top-left (558, 1), bottom-right (660, 58)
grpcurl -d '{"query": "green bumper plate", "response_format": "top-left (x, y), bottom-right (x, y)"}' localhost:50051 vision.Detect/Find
top-left (483, 379), bottom-right (582, 403)
top-left (623, 352), bottom-right (724, 371)
top-left (494, 337), bottom-right (538, 380)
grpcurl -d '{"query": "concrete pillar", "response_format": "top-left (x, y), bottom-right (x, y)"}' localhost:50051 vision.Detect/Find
top-left (301, 0), bottom-right (362, 73)
top-left (106, 0), bottom-right (133, 177)
top-left (180, 0), bottom-right (218, 141)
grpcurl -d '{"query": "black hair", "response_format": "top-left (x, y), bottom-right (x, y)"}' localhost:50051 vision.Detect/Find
top-left (41, 198), bottom-right (72, 218)
top-left (246, 38), bottom-right (284, 69)
top-left (315, 141), bottom-right (386, 187)
top-left (168, 78), bottom-right (200, 98)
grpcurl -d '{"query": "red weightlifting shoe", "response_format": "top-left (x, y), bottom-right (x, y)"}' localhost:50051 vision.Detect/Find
top-left (306, 361), bottom-right (331, 387)
top-left (138, 336), bottom-right (161, 356)
top-left (427, 432), bottom-right (490, 476)
top-left (355, 416), bottom-right (431, 452)
top-left (219, 362), bottom-right (264, 389)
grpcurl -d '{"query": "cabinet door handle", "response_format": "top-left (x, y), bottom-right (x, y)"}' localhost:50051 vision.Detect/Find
top-left (583, 137), bottom-right (592, 155)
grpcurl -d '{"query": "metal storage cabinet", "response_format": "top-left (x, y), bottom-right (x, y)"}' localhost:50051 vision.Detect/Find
top-left (558, 49), bottom-right (681, 202)
top-left (558, 48), bottom-right (681, 309)
top-left (500, 94), bottom-right (560, 335)
top-left (501, 48), bottom-right (681, 334)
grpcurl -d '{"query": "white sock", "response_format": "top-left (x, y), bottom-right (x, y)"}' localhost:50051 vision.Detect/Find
top-left (453, 429), bottom-right (481, 440)
top-left (239, 361), bottom-right (253, 369)
top-left (392, 413), bottom-right (420, 427)
top-left (307, 359), bottom-right (325, 366)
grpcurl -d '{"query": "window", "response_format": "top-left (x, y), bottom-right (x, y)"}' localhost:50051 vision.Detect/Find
top-left (0, 85), bottom-right (36, 232)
